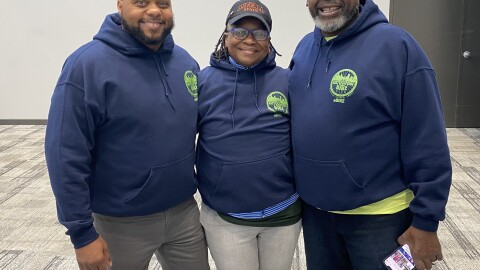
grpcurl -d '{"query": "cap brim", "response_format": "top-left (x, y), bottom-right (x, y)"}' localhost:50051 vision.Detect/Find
top-left (228, 13), bottom-right (271, 32)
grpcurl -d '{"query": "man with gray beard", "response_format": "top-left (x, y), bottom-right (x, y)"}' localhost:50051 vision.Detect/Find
top-left (289, 0), bottom-right (452, 270)
top-left (45, 1), bottom-right (209, 269)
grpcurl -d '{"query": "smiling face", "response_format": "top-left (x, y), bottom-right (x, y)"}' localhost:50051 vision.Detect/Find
top-left (307, 0), bottom-right (359, 37)
top-left (225, 17), bottom-right (270, 67)
top-left (117, 0), bottom-right (174, 51)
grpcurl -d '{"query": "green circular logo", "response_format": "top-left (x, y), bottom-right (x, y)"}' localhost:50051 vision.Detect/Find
top-left (266, 91), bottom-right (288, 117)
top-left (330, 69), bottom-right (358, 103)
top-left (184, 70), bottom-right (198, 101)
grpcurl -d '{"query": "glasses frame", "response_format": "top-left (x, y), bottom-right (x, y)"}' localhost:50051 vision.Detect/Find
top-left (228, 28), bottom-right (270, 41)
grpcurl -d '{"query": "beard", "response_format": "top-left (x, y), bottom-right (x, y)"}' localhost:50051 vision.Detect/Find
top-left (121, 17), bottom-right (175, 48)
top-left (313, 3), bottom-right (359, 34)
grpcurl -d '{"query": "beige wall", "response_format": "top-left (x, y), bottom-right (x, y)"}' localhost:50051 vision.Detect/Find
top-left (0, 0), bottom-right (390, 120)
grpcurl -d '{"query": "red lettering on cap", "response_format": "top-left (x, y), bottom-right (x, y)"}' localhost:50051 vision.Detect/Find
top-left (238, 2), bottom-right (265, 14)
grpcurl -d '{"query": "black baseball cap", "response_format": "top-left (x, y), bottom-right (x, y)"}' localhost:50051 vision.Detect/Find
top-left (226, 0), bottom-right (272, 32)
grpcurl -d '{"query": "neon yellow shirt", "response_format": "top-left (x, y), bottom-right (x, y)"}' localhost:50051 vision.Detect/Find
top-left (324, 36), bottom-right (337, 41)
top-left (330, 189), bottom-right (414, 215)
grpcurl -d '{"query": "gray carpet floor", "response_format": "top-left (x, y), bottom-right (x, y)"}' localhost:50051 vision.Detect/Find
top-left (0, 126), bottom-right (479, 270)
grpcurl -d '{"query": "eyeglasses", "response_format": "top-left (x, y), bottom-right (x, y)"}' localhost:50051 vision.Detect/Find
top-left (229, 28), bottom-right (270, 41)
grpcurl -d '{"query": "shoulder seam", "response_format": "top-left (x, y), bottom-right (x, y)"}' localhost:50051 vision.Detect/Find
top-left (405, 67), bottom-right (434, 77)
top-left (56, 81), bottom-right (85, 92)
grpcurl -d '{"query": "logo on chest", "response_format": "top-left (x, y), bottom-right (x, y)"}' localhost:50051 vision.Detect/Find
top-left (266, 91), bottom-right (288, 117)
top-left (184, 71), bottom-right (198, 101)
top-left (330, 69), bottom-right (358, 103)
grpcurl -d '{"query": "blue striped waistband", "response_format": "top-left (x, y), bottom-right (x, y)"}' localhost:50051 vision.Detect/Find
top-left (227, 193), bottom-right (299, 219)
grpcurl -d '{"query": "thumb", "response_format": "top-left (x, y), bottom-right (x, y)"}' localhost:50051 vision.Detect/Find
top-left (103, 244), bottom-right (112, 267)
top-left (397, 232), bottom-right (407, 246)
top-left (397, 226), bottom-right (415, 246)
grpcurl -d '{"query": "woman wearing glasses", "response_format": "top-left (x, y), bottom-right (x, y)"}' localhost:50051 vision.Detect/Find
top-left (196, 1), bottom-right (301, 269)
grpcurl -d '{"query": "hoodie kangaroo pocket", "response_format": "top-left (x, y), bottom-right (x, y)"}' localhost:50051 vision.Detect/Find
top-left (294, 154), bottom-right (364, 210)
top-left (124, 151), bottom-right (196, 209)
top-left (212, 153), bottom-right (295, 213)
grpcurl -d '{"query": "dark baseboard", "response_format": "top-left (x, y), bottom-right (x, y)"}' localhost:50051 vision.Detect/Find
top-left (0, 119), bottom-right (47, 125)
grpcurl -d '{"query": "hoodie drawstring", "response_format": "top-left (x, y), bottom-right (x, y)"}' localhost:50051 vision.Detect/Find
top-left (325, 42), bottom-right (334, 73)
top-left (307, 40), bottom-right (334, 89)
top-left (155, 55), bottom-right (176, 112)
top-left (253, 71), bottom-right (260, 111)
top-left (307, 43), bottom-right (321, 89)
top-left (230, 69), bottom-right (239, 128)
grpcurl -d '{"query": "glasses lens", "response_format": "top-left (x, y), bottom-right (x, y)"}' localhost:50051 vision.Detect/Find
top-left (232, 28), bottom-right (249, 40)
top-left (231, 28), bottom-right (269, 41)
top-left (252, 30), bottom-right (269, 41)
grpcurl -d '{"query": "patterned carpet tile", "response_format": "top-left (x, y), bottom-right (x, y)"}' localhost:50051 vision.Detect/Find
top-left (0, 126), bottom-right (479, 269)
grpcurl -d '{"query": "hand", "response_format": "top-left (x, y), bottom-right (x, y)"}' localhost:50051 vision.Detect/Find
top-left (75, 236), bottom-right (112, 270)
top-left (397, 226), bottom-right (443, 270)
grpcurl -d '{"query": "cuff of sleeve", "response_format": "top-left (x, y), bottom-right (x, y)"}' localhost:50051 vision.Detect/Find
top-left (412, 215), bottom-right (439, 232)
top-left (70, 225), bottom-right (99, 249)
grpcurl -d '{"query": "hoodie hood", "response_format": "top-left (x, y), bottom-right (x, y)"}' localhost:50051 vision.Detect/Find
top-left (304, 0), bottom-right (387, 87)
top-left (93, 13), bottom-right (177, 110)
top-left (313, 0), bottom-right (387, 44)
top-left (94, 13), bottom-right (174, 56)
top-left (207, 49), bottom-right (278, 127)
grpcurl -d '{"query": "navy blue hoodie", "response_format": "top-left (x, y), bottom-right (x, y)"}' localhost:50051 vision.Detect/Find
top-left (289, 0), bottom-right (451, 232)
top-left (45, 13), bottom-right (199, 248)
top-left (197, 51), bottom-right (295, 214)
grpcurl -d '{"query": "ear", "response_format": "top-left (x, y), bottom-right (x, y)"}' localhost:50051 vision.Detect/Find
top-left (224, 32), bottom-right (229, 46)
top-left (117, 0), bottom-right (123, 14)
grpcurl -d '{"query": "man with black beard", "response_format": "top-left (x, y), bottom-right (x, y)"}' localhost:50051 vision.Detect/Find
top-left (289, 0), bottom-right (451, 270)
top-left (45, 1), bottom-right (209, 269)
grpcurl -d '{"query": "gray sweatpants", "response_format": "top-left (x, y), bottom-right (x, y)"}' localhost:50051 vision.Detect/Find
top-left (200, 203), bottom-right (301, 270)
top-left (93, 197), bottom-right (210, 270)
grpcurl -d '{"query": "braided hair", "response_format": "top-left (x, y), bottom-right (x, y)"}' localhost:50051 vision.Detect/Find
top-left (212, 28), bottom-right (229, 61)
top-left (212, 24), bottom-right (282, 61)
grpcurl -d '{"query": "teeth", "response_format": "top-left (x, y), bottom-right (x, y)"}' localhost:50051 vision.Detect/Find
top-left (144, 22), bottom-right (162, 27)
top-left (320, 7), bottom-right (339, 12)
